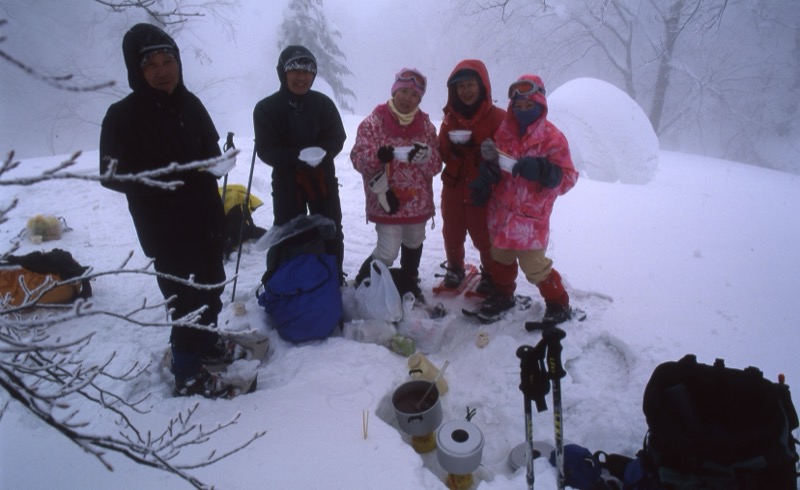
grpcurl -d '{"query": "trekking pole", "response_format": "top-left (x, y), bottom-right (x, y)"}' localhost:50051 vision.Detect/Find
top-left (517, 339), bottom-right (550, 489)
top-left (544, 326), bottom-right (568, 490)
top-left (230, 142), bottom-right (257, 302)
top-left (221, 132), bottom-right (235, 206)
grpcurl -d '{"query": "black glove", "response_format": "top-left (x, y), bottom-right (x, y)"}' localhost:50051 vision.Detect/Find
top-left (377, 146), bottom-right (395, 164)
top-left (448, 138), bottom-right (475, 158)
top-left (512, 157), bottom-right (547, 181)
top-left (384, 189), bottom-right (400, 214)
top-left (481, 159), bottom-right (501, 184)
top-left (468, 161), bottom-right (501, 205)
top-left (448, 140), bottom-right (465, 158)
top-left (538, 161), bottom-right (563, 188)
top-left (512, 157), bottom-right (564, 188)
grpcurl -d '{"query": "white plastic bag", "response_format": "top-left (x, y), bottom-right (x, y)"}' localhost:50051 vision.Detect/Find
top-left (342, 319), bottom-right (396, 346)
top-left (354, 260), bottom-right (403, 323)
top-left (397, 293), bottom-right (447, 354)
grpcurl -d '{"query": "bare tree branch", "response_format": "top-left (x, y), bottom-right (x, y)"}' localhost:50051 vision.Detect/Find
top-left (0, 149), bottom-right (238, 190)
top-left (1, 147), bottom-right (261, 489)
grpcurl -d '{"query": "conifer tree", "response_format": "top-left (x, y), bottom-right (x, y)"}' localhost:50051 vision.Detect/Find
top-left (278, 0), bottom-right (356, 112)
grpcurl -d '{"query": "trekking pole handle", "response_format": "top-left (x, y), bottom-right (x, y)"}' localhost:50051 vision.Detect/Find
top-left (544, 326), bottom-right (567, 379)
top-left (223, 132), bottom-right (236, 152)
top-left (517, 343), bottom-right (550, 412)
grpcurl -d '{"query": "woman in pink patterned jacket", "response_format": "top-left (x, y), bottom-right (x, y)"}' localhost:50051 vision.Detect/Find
top-left (468, 74), bottom-right (579, 324)
top-left (350, 68), bottom-right (442, 298)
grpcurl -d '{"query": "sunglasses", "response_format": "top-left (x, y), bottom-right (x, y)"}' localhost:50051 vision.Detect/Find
top-left (397, 70), bottom-right (427, 91)
top-left (508, 80), bottom-right (546, 99)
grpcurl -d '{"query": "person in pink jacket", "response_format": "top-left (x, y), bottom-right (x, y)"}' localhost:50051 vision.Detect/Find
top-left (351, 68), bottom-right (442, 299)
top-left (468, 74), bottom-right (578, 324)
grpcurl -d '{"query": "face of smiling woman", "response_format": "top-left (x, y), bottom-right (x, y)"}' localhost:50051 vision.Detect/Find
top-left (456, 77), bottom-right (481, 106)
top-left (142, 52), bottom-right (180, 94)
top-left (285, 69), bottom-right (315, 96)
top-left (391, 87), bottom-right (422, 115)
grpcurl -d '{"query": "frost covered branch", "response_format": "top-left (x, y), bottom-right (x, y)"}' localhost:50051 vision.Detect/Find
top-left (0, 149), bottom-right (239, 190)
top-left (0, 265), bottom-right (259, 489)
top-left (1, 148), bottom-right (260, 490)
top-left (92, 0), bottom-right (237, 26)
top-left (0, 20), bottom-right (116, 92)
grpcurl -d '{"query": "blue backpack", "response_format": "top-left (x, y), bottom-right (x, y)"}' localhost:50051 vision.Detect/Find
top-left (257, 253), bottom-right (342, 343)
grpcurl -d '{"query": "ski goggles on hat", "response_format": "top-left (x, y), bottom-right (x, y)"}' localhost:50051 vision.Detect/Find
top-left (397, 70), bottom-right (427, 92)
top-left (508, 80), bottom-right (546, 99)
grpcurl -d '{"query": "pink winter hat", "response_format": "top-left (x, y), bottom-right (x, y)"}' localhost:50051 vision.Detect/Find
top-left (391, 68), bottom-right (427, 98)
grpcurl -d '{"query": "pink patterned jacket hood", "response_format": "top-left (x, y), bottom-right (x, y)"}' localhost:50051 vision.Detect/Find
top-left (488, 74), bottom-right (578, 250)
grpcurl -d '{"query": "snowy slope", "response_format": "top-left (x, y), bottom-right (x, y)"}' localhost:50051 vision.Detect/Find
top-left (1, 117), bottom-right (799, 489)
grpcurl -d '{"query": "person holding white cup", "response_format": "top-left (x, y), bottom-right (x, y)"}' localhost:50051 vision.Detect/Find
top-left (438, 60), bottom-right (510, 295)
top-left (350, 68), bottom-right (442, 301)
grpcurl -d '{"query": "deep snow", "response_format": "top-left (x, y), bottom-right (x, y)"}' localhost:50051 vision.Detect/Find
top-left (1, 78), bottom-right (799, 489)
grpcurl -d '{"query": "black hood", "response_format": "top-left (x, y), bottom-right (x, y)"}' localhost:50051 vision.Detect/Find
top-left (122, 23), bottom-right (183, 94)
top-left (276, 45), bottom-right (317, 88)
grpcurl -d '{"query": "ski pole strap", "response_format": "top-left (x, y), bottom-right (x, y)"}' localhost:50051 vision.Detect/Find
top-left (223, 132), bottom-right (236, 152)
top-left (516, 343), bottom-right (550, 412)
top-left (543, 326), bottom-right (567, 379)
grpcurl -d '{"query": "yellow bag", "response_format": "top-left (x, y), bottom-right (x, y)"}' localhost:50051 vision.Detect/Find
top-left (26, 214), bottom-right (64, 241)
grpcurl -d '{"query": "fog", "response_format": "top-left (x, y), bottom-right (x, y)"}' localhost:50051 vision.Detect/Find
top-left (1, 0), bottom-right (798, 173)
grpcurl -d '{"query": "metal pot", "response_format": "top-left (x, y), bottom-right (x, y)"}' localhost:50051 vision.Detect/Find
top-left (391, 380), bottom-right (443, 436)
top-left (436, 420), bottom-right (485, 475)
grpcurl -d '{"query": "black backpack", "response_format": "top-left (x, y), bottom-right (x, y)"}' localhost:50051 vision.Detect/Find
top-left (641, 354), bottom-right (799, 489)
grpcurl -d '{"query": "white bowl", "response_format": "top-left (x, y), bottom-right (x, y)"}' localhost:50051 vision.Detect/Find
top-left (498, 152), bottom-right (516, 173)
top-left (394, 146), bottom-right (413, 162)
top-left (298, 146), bottom-right (325, 167)
top-left (448, 130), bottom-right (472, 144)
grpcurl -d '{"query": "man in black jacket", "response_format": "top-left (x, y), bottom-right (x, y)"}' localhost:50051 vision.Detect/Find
top-left (99, 23), bottom-right (239, 398)
top-left (253, 46), bottom-right (347, 281)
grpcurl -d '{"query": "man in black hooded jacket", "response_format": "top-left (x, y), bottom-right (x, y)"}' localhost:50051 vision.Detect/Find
top-left (253, 46), bottom-right (347, 281)
top-left (99, 23), bottom-right (238, 398)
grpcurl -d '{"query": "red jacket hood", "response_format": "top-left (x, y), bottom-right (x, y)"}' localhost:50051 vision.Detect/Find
top-left (442, 59), bottom-right (495, 119)
top-left (505, 74), bottom-right (549, 115)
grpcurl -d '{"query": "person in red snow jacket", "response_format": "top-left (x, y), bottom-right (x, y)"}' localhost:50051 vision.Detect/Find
top-left (468, 74), bottom-right (579, 323)
top-left (350, 68), bottom-right (442, 299)
top-left (438, 59), bottom-right (515, 295)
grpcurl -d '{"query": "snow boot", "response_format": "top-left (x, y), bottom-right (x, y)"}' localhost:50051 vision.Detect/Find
top-left (400, 244), bottom-right (425, 303)
top-left (201, 337), bottom-right (248, 371)
top-left (443, 265), bottom-right (466, 289)
top-left (478, 292), bottom-right (516, 319)
top-left (536, 269), bottom-right (572, 325)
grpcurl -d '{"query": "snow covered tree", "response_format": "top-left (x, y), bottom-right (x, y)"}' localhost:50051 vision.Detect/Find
top-left (460, 0), bottom-right (800, 173)
top-left (0, 0), bottom-right (236, 89)
top-left (278, 0), bottom-right (356, 112)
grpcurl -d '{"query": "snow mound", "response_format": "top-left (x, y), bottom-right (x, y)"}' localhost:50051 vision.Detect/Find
top-left (548, 78), bottom-right (659, 184)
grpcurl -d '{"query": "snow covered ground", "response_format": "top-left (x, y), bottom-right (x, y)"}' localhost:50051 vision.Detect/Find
top-left (1, 82), bottom-right (799, 489)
